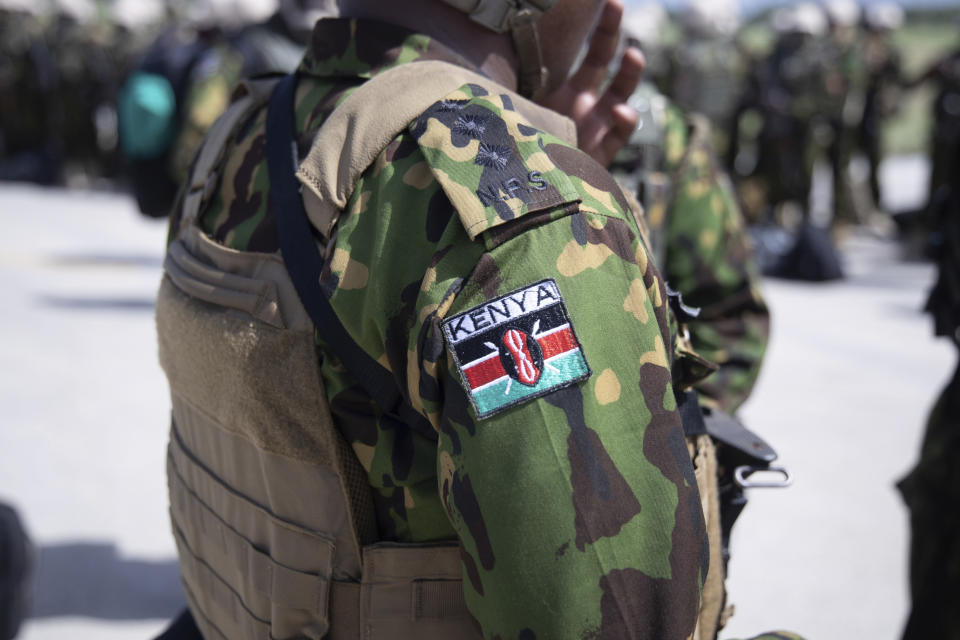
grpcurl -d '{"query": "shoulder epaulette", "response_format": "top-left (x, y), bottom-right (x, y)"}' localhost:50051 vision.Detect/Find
top-left (295, 61), bottom-right (579, 242)
top-left (410, 82), bottom-right (587, 240)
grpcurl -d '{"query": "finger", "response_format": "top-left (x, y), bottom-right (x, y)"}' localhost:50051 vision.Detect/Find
top-left (577, 113), bottom-right (608, 159)
top-left (579, 47), bottom-right (642, 148)
top-left (596, 103), bottom-right (639, 166)
top-left (587, 48), bottom-right (643, 136)
top-left (568, 0), bottom-right (625, 93)
top-left (579, 100), bottom-right (637, 167)
top-left (605, 47), bottom-right (645, 104)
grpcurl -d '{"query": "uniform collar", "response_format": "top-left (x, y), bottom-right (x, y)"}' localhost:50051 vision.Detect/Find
top-left (298, 18), bottom-right (480, 80)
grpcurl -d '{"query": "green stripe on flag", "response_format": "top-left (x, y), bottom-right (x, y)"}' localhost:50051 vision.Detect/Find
top-left (473, 350), bottom-right (589, 417)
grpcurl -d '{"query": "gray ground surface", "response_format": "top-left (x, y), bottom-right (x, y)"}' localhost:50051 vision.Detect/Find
top-left (0, 153), bottom-right (953, 639)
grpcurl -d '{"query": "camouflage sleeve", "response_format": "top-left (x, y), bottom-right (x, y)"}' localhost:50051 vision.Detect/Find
top-left (326, 83), bottom-right (708, 639)
top-left (662, 108), bottom-right (770, 413)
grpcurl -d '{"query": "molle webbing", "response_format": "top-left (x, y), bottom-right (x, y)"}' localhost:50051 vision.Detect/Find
top-left (158, 62), bottom-right (499, 639)
top-left (160, 260), bottom-right (480, 639)
top-left (160, 119), bottom-right (376, 637)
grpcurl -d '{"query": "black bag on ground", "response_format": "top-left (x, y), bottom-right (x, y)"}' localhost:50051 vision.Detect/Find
top-left (770, 222), bottom-right (845, 282)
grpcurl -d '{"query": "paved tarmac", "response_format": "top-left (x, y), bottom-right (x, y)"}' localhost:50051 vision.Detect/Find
top-left (0, 158), bottom-right (953, 639)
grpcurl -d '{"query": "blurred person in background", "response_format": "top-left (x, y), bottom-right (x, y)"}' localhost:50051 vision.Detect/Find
top-left (612, 52), bottom-right (770, 421)
top-left (664, 0), bottom-right (748, 163)
top-left (913, 26), bottom-right (960, 249)
top-left (898, 21), bottom-right (960, 639)
top-left (822, 0), bottom-right (866, 231)
top-left (48, 0), bottom-right (132, 184)
top-left (858, 2), bottom-right (905, 212)
top-left (738, 4), bottom-right (845, 281)
top-left (117, 0), bottom-right (336, 217)
top-left (0, 0), bottom-right (61, 185)
top-left (747, 3), bottom-right (828, 227)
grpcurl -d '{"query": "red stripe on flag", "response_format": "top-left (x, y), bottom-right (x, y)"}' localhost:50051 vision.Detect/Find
top-left (538, 327), bottom-right (577, 360)
top-left (464, 356), bottom-right (507, 390)
top-left (462, 327), bottom-right (579, 391)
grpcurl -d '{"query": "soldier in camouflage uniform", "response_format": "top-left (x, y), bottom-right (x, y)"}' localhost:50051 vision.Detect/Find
top-left (823, 0), bottom-right (865, 228)
top-left (662, 0), bottom-right (748, 165)
top-left (612, 82), bottom-right (769, 415)
top-left (741, 4), bottom-right (829, 223)
top-left (158, 0), bottom-right (805, 638)
top-left (858, 3), bottom-right (905, 210)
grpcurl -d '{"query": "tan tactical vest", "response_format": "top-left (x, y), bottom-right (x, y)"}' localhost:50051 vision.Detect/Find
top-left (156, 61), bottom-right (725, 640)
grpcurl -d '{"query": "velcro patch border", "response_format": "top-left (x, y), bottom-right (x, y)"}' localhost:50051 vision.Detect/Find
top-left (442, 278), bottom-right (592, 420)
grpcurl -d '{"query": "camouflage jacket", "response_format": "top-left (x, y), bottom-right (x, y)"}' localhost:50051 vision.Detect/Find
top-left (170, 18), bottom-right (708, 640)
top-left (612, 89), bottom-right (770, 414)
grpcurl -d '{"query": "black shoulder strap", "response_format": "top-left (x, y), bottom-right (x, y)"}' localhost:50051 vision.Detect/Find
top-left (265, 73), bottom-right (433, 435)
top-left (676, 389), bottom-right (707, 438)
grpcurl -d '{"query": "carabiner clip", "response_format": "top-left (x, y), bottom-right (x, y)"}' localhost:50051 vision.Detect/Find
top-left (734, 465), bottom-right (792, 489)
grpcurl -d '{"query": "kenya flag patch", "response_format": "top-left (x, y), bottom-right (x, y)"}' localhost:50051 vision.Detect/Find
top-left (443, 279), bottom-right (591, 419)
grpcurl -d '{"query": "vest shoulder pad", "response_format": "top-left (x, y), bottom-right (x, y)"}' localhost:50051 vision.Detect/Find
top-left (409, 82), bottom-right (587, 240)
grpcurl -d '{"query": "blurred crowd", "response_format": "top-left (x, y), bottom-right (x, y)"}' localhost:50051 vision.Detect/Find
top-left (0, 0), bottom-right (325, 200)
top-left (0, 0), bottom-right (958, 257)
top-left (623, 1), bottom-right (959, 267)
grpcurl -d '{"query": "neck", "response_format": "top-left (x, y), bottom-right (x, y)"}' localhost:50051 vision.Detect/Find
top-left (339, 0), bottom-right (519, 91)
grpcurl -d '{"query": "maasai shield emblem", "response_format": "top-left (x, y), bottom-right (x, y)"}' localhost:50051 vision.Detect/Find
top-left (442, 279), bottom-right (592, 419)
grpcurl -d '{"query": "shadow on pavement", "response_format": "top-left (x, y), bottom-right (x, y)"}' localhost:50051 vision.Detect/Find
top-left (36, 296), bottom-right (156, 311)
top-left (45, 253), bottom-right (163, 269)
top-left (31, 542), bottom-right (184, 621)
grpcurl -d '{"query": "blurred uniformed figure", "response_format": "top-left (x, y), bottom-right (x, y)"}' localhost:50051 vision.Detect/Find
top-left (47, 0), bottom-right (133, 182)
top-left (748, 3), bottom-right (828, 223)
top-left (118, 0), bottom-right (337, 217)
top-left (0, 0), bottom-right (61, 184)
top-left (916, 34), bottom-right (960, 232)
top-left (858, 2), bottom-right (905, 211)
top-left (664, 0), bottom-right (747, 162)
top-left (822, 0), bottom-right (864, 228)
top-left (735, 4), bottom-right (845, 281)
top-left (613, 79), bottom-right (770, 417)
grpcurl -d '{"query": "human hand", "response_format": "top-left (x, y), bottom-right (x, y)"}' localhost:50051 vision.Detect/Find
top-left (536, 0), bottom-right (644, 167)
